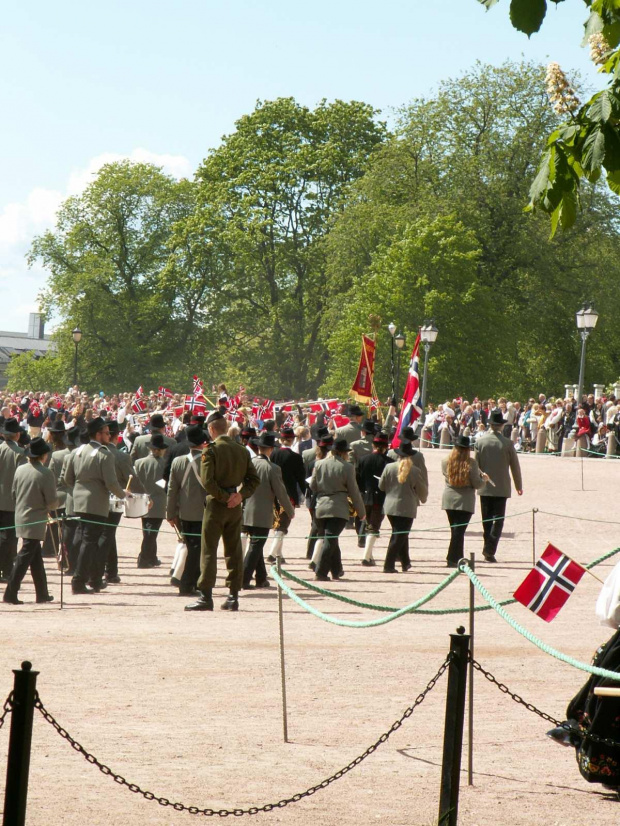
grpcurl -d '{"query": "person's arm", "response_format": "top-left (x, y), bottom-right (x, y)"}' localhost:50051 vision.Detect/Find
top-left (101, 451), bottom-right (126, 499)
top-left (166, 461), bottom-right (180, 522)
top-left (378, 467), bottom-right (388, 492)
top-left (42, 470), bottom-right (59, 513)
top-left (414, 466), bottom-right (429, 504)
top-left (508, 443), bottom-right (523, 494)
top-left (272, 465), bottom-right (295, 519)
top-left (62, 453), bottom-right (76, 488)
top-left (200, 447), bottom-right (230, 504)
top-left (239, 453), bottom-right (260, 501)
top-left (345, 463), bottom-right (365, 517)
top-left (469, 458), bottom-right (487, 490)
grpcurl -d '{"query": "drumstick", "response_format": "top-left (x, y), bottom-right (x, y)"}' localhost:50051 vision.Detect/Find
top-left (593, 687), bottom-right (620, 697)
top-left (125, 475), bottom-right (133, 493)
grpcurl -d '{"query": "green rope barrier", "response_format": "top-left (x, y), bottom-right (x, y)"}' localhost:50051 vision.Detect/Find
top-left (458, 561), bottom-right (620, 682)
top-left (269, 566), bottom-right (462, 628)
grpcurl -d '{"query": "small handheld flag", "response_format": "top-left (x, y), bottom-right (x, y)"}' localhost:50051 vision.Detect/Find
top-left (513, 544), bottom-right (586, 623)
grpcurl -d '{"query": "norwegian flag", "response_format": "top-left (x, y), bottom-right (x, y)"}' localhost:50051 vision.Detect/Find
top-left (260, 400), bottom-right (275, 419)
top-left (275, 402), bottom-right (294, 414)
top-left (331, 413), bottom-right (350, 429)
top-left (307, 399), bottom-right (340, 414)
top-left (193, 375), bottom-right (204, 395)
top-left (158, 387), bottom-right (173, 399)
top-left (131, 396), bottom-right (147, 414)
top-left (513, 544), bottom-right (586, 623)
top-left (172, 404), bottom-right (184, 419)
top-left (391, 332), bottom-right (422, 449)
top-left (184, 395), bottom-right (207, 416)
top-left (136, 385), bottom-right (144, 398)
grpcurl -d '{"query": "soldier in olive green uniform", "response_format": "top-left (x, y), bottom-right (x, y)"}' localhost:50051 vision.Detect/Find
top-left (3, 437), bottom-right (57, 605)
top-left (102, 419), bottom-right (134, 583)
top-left (64, 417), bottom-right (127, 594)
top-left (185, 411), bottom-right (259, 612)
top-left (0, 418), bottom-right (27, 580)
top-left (133, 434), bottom-right (167, 568)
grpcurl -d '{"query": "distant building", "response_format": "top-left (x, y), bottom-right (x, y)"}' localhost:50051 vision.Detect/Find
top-left (0, 313), bottom-right (54, 389)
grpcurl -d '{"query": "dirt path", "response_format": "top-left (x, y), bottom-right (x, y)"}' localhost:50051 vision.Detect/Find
top-left (1, 450), bottom-right (619, 825)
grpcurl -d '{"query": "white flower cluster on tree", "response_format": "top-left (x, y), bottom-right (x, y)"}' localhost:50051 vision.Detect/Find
top-left (545, 62), bottom-right (580, 117)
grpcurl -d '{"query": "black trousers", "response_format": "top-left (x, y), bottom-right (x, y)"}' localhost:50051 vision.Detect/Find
top-left (243, 526), bottom-right (269, 586)
top-left (62, 517), bottom-right (80, 574)
top-left (446, 509), bottom-right (473, 563)
top-left (72, 513), bottom-right (105, 587)
top-left (306, 508), bottom-right (319, 559)
top-left (315, 517), bottom-right (347, 578)
top-left (4, 538), bottom-right (49, 601)
top-left (100, 511), bottom-right (123, 576)
top-left (180, 520), bottom-right (202, 594)
top-left (479, 496), bottom-right (507, 558)
top-left (355, 514), bottom-right (366, 547)
top-left (385, 515), bottom-right (413, 571)
top-left (138, 517), bottom-right (163, 565)
top-left (0, 510), bottom-right (18, 579)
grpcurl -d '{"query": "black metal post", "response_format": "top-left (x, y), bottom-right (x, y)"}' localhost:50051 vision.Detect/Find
top-left (73, 341), bottom-right (79, 386)
top-left (438, 630), bottom-right (470, 826)
top-left (3, 661), bottom-right (39, 826)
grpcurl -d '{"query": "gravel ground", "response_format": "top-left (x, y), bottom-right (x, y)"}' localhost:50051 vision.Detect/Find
top-left (1, 449), bottom-right (619, 825)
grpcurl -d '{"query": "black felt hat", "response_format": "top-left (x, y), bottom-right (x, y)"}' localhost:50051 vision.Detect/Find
top-left (1, 418), bottom-right (21, 436)
top-left (257, 432), bottom-right (277, 448)
top-left (48, 419), bottom-right (66, 434)
top-left (455, 435), bottom-right (471, 449)
top-left (362, 419), bottom-right (375, 433)
top-left (348, 404), bottom-right (363, 417)
top-left (26, 437), bottom-right (51, 458)
top-left (489, 410), bottom-right (505, 425)
top-left (150, 413), bottom-right (165, 429)
top-left (186, 424), bottom-right (207, 446)
top-left (150, 433), bottom-right (166, 450)
top-left (86, 417), bottom-right (107, 437)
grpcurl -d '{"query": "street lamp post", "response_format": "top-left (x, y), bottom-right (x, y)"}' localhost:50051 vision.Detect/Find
top-left (72, 327), bottom-right (82, 386)
top-left (575, 304), bottom-right (599, 406)
top-left (420, 320), bottom-right (439, 409)
top-left (394, 332), bottom-right (406, 402)
top-left (388, 323), bottom-right (396, 401)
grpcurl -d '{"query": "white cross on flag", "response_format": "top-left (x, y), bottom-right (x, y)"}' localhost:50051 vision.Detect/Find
top-left (513, 544), bottom-right (586, 623)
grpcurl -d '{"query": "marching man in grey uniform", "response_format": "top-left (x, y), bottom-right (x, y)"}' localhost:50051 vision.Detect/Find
top-left (474, 409), bottom-right (523, 562)
top-left (131, 413), bottom-right (175, 460)
top-left (134, 433), bottom-right (167, 568)
top-left (242, 432), bottom-right (294, 589)
top-left (166, 425), bottom-right (208, 595)
top-left (102, 419), bottom-right (134, 584)
top-left (0, 418), bottom-right (27, 581)
top-left (64, 417), bottom-right (128, 594)
top-left (3, 437), bottom-right (57, 605)
top-left (348, 418), bottom-right (375, 548)
top-left (48, 424), bottom-right (80, 572)
top-left (333, 404), bottom-right (365, 446)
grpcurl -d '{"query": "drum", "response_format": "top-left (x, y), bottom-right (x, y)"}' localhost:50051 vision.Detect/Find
top-left (109, 495), bottom-right (125, 514)
top-left (124, 493), bottom-right (150, 518)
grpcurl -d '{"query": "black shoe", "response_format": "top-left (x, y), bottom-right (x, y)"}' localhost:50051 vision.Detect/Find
top-left (280, 557), bottom-right (287, 565)
top-left (546, 722), bottom-right (581, 748)
top-left (267, 555), bottom-right (276, 563)
top-left (179, 589), bottom-right (201, 597)
top-left (482, 554), bottom-right (497, 563)
top-left (308, 562), bottom-right (316, 571)
top-left (255, 580), bottom-right (271, 589)
top-left (383, 568), bottom-right (399, 574)
top-left (152, 558), bottom-right (162, 567)
top-left (3, 595), bottom-right (23, 605)
top-left (170, 577), bottom-right (181, 587)
top-left (402, 563), bottom-right (412, 572)
top-left (36, 595), bottom-right (54, 604)
top-left (71, 583), bottom-right (94, 595)
top-left (446, 560), bottom-right (459, 569)
top-left (221, 595), bottom-right (239, 611)
top-left (315, 574), bottom-right (330, 582)
top-left (105, 575), bottom-right (121, 584)
top-left (88, 580), bottom-right (107, 592)
top-left (184, 595), bottom-right (214, 611)
top-left (137, 561), bottom-right (155, 569)
top-left (361, 558), bottom-right (376, 567)
top-left (357, 540), bottom-right (366, 549)
top-left (241, 583), bottom-right (255, 590)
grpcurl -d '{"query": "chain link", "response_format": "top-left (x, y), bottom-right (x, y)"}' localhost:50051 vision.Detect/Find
top-left (33, 657), bottom-right (449, 816)
top-left (469, 655), bottom-right (620, 750)
top-left (0, 692), bottom-right (13, 730)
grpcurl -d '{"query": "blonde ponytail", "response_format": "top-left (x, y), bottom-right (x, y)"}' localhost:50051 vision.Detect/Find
top-left (397, 456), bottom-right (412, 484)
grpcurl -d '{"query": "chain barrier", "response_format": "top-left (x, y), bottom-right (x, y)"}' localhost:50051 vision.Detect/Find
top-left (0, 691), bottom-right (13, 730)
top-left (33, 657), bottom-right (449, 816)
top-left (469, 656), bottom-right (620, 751)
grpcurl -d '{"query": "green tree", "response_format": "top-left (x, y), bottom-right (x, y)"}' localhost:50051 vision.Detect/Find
top-left (478, 0), bottom-right (620, 232)
top-left (184, 97), bottom-right (386, 398)
top-left (29, 161), bottom-right (196, 392)
top-left (323, 61), bottom-right (620, 400)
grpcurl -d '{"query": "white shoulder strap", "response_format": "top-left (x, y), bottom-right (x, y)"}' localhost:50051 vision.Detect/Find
top-left (181, 453), bottom-right (205, 490)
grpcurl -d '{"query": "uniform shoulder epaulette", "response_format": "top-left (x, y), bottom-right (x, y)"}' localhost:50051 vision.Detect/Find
top-left (201, 444), bottom-right (214, 463)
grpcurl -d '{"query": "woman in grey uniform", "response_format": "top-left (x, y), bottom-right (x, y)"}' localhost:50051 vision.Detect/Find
top-left (441, 435), bottom-right (488, 567)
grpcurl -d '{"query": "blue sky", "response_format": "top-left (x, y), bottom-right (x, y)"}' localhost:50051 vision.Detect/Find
top-left (0, 0), bottom-right (603, 331)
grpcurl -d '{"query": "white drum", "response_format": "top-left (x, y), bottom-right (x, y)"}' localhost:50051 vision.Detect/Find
top-left (109, 495), bottom-right (125, 514)
top-left (124, 493), bottom-right (150, 518)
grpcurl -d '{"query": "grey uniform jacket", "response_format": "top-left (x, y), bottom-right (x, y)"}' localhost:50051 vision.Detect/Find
top-left (441, 456), bottom-right (485, 513)
top-left (474, 430), bottom-right (523, 498)
top-left (387, 448), bottom-right (429, 491)
top-left (13, 462), bottom-right (58, 540)
top-left (58, 450), bottom-right (77, 516)
top-left (310, 456), bottom-right (365, 520)
top-left (131, 432), bottom-right (176, 461)
top-left (49, 447), bottom-right (71, 508)
top-left (334, 421), bottom-right (363, 447)
top-left (379, 462), bottom-right (428, 519)
top-left (133, 454), bottom-right (167, 519)
top-left (349, 436), bottom-right (373, 469)
top-left (107, 443), bottom-right (134, 490)
top-left (63, 442), bottom-right (126, 517)
top-left (167, 451), bottom-right (205, 523)
top-left (243, 455), bottom-right (294, 529)
top-left (0, 440), bottom-right (27, 511)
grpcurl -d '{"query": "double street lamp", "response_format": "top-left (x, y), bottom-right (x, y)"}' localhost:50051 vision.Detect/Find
top-left (575, 303), bottom-right (599, 405)
top-left (72, 327), bottom-right (82, 386)
top-left (388, 323), bottom-right (406, 403)
top-left (420, 320), bottom-right (439, 409)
